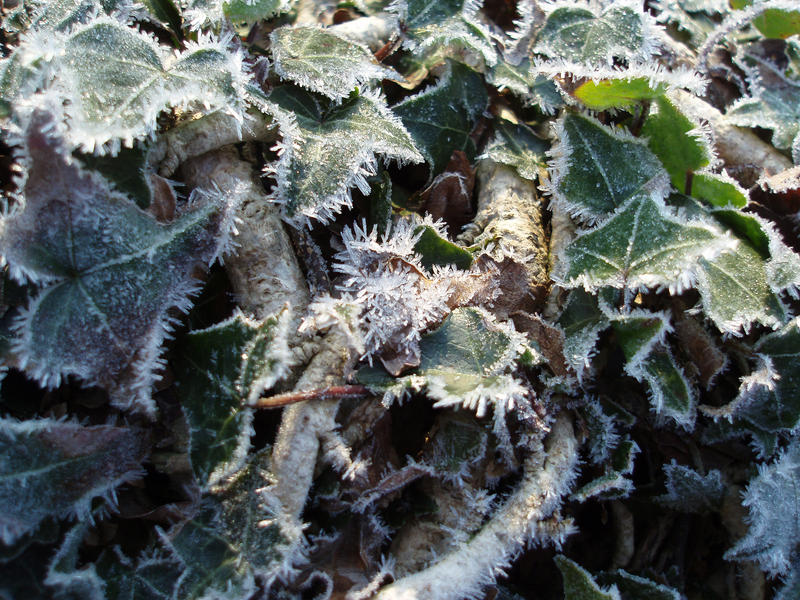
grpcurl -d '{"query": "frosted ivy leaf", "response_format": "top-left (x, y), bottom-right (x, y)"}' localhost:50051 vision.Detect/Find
top-left (173, 310), bottom-right (292, 488)
top-left (480, 120), bottom-right (548, 181)
top-left (656, 461), bottom-right (724, 512)
top-left (547, 112), bottom-right (669, 224)
top-left (729, 317), bottom-right (800, 433)
top-left (725, 440), bottom-right (800, 577)
top-left (579, 399), bottom-right (620, 465)
top-left (487, 57), bottom-right (564, 113)
top-left (727, 73), bottom-right (800, 163)
top-left (696, 242), bottom-right (787, 334)
top-left (270, 26), bottom-right (399, 101)
top-left (389, 0), bottom-right (497, 66)
top-left (534, 0), bottom-right (662, 66)
top-left (556, 288), bottom-right (609, 383)
top-left (573, 77), bottom-right (667, 110)
top-left (163, 449), bottom-right (287, 598)
top-left (262, 86), bottom-right (422, 225)
top-left (357, 307), bottom-right (535, 419)
top-left (555, 555), bottom-right (621, 600)
top-left (0, 417), bottom-right (148, 545)
top-left (652, 0), bottom-right (722, 45)
top-left (23, 0), bottom-right (136, 33)
top-left (1, 118), bottom-right (236, 415)
top-left (595, 570), bottom-right (681, 600)
top-left (185, 0), bottom-right (291, 30)
top-left (553, 195), bottom-right (732, 295)
top-left (611, 310), bottom-right (695, 427)
top-left (394, 61), bottom-right (488, 177)
top-left (43, 17), bottom-right (249, 153)
top-left (571, 436), bottom-right (638, 502)
top-left (94, 547), bottom-right (180, 600)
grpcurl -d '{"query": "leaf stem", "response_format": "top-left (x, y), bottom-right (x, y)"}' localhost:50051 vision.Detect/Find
top-left (253, 385), bottom-right (370, 408)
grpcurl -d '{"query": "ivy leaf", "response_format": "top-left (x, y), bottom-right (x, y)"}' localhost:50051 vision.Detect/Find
top-left (94, 548), bottom-right (179, 600)
top-left (595, 570), bottom-right (681, 600)
top-left (573, 77), bottom-right (666, 110)
top-left (488, 57), bottom-right (564, 113)
top-left (534, 0), bottom-right (661, 66)
top-left (725, 440), bottom-right (800, 577)
top-left (185, 0), bottom-right (291, 30)
top-left (612, 309), bottom-right (696, 426)
top-left (481, 120), bottom-right (548, 181)
top-left (555, 555), bottom-right (621, 600)
top-left (731, 318), bottom-right (800, 433)
top-left (140, 0), bottom-right (182, 34)
top-left (74, 145), bottom-right (153, 209)
top-left (0, 417), bottom-right (148, 545)
top-left (641, 95), bottom-right (711, 192)
top-left (261, 86), bottom-right (422, 224)
top-left (270, 25), bottom-right (399, 101)
top-left (173, 310), bottom-right (292, 487)
top-left (394, 61), bottom-right (488, 178)
top-left (571, 437), bottom-right (639, 502)
top-left (557, 288), bottom-right (609, 383)
top-left (548, 112), bottom-right (669, 223)
top-left (727, 76), bottom-right (800, 162)
top-left (357, 307), bottom-right (534, 418)
top-left (45, 17), bottom-right (248, 153)
top-left (2, 117), bottom-right (235, 415)
top-left (696, 241), bottom-right (787, 333)
top-left (413, 225), bottom-right (473, 271)
top-left (390, 0), bottom-right (496, 66)
top-left (163, 449), bottom-right (287, 598)
top-left (553, 195), bottom-right (731, 294)
top-left (656, 461), bottom-right (725, 512)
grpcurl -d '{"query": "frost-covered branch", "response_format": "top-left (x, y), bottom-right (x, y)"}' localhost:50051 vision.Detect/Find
top-left (374, 413), bottom-right (578, 599)
top-left (459, 161), bottom-right (549, 308)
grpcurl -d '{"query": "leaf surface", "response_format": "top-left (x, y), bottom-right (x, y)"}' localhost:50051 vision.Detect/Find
top-left (271, 25), bottom-right (398, 100)
top-left (549, 112), bottom-right (668, 223)
top-left (263, 86), bottom-right (422, 224)
top-left (2, 118), bottom-right (234, 414)
top-left (0, 418), bottom-right (148, 545)
top-left (394, 61), bottom-right (488, 177)
top-left (173, 310), bottom-right (291, 487)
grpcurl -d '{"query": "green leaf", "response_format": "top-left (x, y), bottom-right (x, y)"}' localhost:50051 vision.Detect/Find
top-left (413, 225), bottom-right (473, 271)
top-left (595, 570), bottom-right (681, 600)
top-left (696, 241), bottom-right (787, 333)
top-left (74, 145), bottom-right (153, 209)
top-left (2, 117), bottom-right (235, 415)
top-left (481, 120), bottom-right (548, 181)
top-left (656, 461), bottom-right (725, 512)
top-left (141, 0), bottom-right (182, 34)
top-left (556, 288), bottom-right (610, 383)
top-left (185, 0), bottom-right (291, 29)
top-left (573, 77), bottom-right (666, 110)
top-left (164, 449), bottom-right (287, 598)
top-left (261, 86), bottom-right (422, 224)
top-left (554, 196), bottom-right (731, 294)
top-left (0, 418), bottom-right (148, 545)
top-left (727, 76), bottom-right (800, 159)
top-left (358, 307), bottom-right (533, 418)
top-left (554, 555), bottom-right (621, 600)
top-left (173, 310), bottom-right (291, 487)
top-left (641, 95), bottom-right (711, 192)
top-left (394, 60), bottom-right (487, 177)
top-left (392, 0), bottom-right (497, 66)
top-left (549, 113), bottom-right (669, 223)
top-left (270, 25), bottom-right (398, 100)
top-left (725, 440), bottom-right (800, 577)
top-left (94, 548), bottom-right (179, 600)
top-left (488, 57), bottom-right (564, 113)
top-left (632, 345), bottom-right (695, 426)
top-left (691, 172), bottom-right (748, 209)
top-left (534, 1), bottom-right (659, 65)
top-left (571, 437), bottom-right (639, 502)
top-left (733, 1), bottom-right (800, 39)
top-left (733, 318), bottom-right (800, 433)
top-left (49, 18), bottom-right (248, 153)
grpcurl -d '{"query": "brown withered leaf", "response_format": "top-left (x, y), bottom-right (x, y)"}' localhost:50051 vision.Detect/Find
top-left (513, 312), bottom-right (570, 379)
top-left (673, 316), bottom-right (728, 390)
top-left (419, 150), bottom-right (475, 235)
